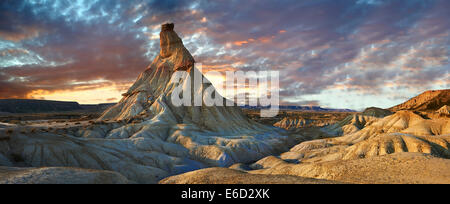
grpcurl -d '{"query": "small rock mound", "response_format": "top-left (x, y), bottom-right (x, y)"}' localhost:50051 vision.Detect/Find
top-left (274, 117), bottom-right (310, 130)
top-left (437, 105), bottom-right (450, 115)
top-left (362, 107), bottom-right (392, 117)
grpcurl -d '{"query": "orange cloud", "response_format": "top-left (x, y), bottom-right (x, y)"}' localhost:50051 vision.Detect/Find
top-left (233, 40), bottom-right (249, 46)
top-left (258, 35), bottom-right (275, 43)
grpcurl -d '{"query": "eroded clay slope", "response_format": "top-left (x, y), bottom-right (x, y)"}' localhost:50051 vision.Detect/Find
top-left (226, 109), bottom-right (450, 184)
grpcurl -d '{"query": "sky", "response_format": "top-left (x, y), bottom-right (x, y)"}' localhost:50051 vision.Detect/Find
top-left (0, 0), bottom-right (448, 110)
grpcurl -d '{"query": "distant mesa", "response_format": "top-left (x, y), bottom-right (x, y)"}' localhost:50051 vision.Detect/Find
top-left (0, 99), bottom-right (115, 114)
top-left (242, 105), bottom-right (356, 112)
top-left (389, 89), bottom-right (450, 112)
top-left (0, 99), bottom-right (81, 113)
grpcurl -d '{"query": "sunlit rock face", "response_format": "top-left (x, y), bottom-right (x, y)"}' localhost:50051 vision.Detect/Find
top-left (274, 117), bottom-right (311, 130)
top-left (0, 23), bottom-right (297, 183)
top-left (321, 107), bottom-right (392, 137)
top-left (389, 89), bottom-right (450, 112)
top-left (239, 110), bottom-right (450, 184)
top-left (437, 105), bottom-right (450, 115)
top-left (282, 110), bottom-right (450, 163)
top-left (172, 109), bottom-right (450, 184)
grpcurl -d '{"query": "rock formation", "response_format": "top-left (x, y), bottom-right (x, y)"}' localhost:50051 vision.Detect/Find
top-left (389, 89), bottom-right (450, 112)
top-left (274, 117), bottom-right (311, 130)
top-left (282, 110), bottom-right (450, 162)
top-left (161, 93), bottom-right (450, 184)
top-left (0, 23), bottom-right (297, 183)
top-left (361, 107), bottom-right (393, 117)
top-left (321, 107), bottom-right (392, 136)
top-left (437, 105), bottom-right (450, 115)
top-left (226, 109), bottom-right (450, 184)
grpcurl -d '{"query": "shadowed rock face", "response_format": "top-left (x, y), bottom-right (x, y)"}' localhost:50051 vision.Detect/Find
top-left (0, 23), bottom-right (298, 184)
top-left (0, 99), bottom-right (82, 113)
top-left (0, 166), bottom-right (131, 184)
top-left (362, 107), bottom-right (392, 117)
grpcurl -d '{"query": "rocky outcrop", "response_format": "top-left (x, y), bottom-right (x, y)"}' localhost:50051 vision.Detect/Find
top-left (242, 109), bottom-right (450, 183)
top-left (321, 114), bottom-right (380, 136)
top-left (274, 117), bottom-right (311, 130)
top-left (158, 107), bottom-right (450, 184)
top-left (282, 111), bottom-right (450, 163)
top-left (320, 107), bottom-right (391, 137)
top-left (437, 105), bottom-right (450, 115)
top-left (389, 89), bottom-right (450, 112)
top-left (361, 107), bottom-right (392, 117)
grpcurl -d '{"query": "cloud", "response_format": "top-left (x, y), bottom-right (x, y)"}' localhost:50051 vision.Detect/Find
top-left (0, 0), bottom-right (448, 109)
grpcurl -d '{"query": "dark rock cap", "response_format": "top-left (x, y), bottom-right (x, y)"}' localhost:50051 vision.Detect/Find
top-left (161, 23), bottom-right (174, 31)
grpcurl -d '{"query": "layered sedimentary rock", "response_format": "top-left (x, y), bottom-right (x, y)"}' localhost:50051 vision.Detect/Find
top-left (389, 89), bottom-right (450, 112)
top-left (0, 23), bottom-right (296, 183)
top-left (245, 109), bottom-right (450, 183)
top-left (321, 107), bottom-right (392, 136)
top-left (437, 105), bottom-right (450, 115)
top-left (282, 110), bottom-right (450, 163)
top-left (274, 117), bottom-right (311, 130)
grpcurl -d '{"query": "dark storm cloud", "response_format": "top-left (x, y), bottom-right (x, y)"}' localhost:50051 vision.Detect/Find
top-left (0, 0), bottom-right (448, 107)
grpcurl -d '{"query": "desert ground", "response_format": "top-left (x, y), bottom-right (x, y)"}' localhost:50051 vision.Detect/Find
top-left (0, 23), bottom-right (449, 184)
